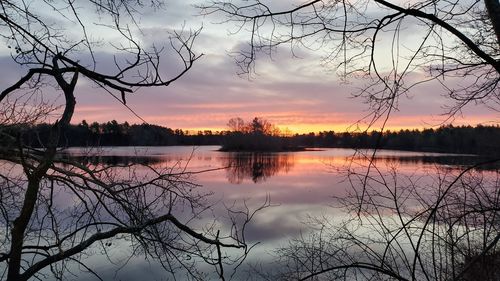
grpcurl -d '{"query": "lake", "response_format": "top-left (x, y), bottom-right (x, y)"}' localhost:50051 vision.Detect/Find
top-left (54, 146), bottom-right (497, 280)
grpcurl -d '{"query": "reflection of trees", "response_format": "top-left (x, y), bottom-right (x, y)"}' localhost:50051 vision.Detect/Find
top-left (374, 155), bottom-right (500, 171)
top-left (57, 154), bottom-right (165, 166)
top-left (221, 153), bottom-right (295, 184)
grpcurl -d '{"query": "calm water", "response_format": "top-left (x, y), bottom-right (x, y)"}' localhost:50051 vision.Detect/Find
top-left (56, 146), bottom-right (495, 280)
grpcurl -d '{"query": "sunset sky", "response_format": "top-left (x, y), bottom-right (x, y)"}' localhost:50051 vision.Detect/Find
top-left (1, 1), bottom-right (498, 134)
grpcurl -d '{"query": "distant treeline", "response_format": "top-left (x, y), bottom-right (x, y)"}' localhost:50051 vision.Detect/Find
top-left (291, 126), bottom-right (500, 155)
top-left (2, 119), bottom-right (499, 155)
top-left (1, 120), bottom-right (220, 147)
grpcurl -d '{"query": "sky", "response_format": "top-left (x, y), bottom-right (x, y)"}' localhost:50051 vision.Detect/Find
top-left (1, 0), bottom-right (498, 134)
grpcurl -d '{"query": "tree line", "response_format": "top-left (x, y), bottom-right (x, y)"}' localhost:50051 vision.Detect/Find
top-left (3, 118), bottom-right (499, 155)
top-left (291, 125), bottom-right (500, 155)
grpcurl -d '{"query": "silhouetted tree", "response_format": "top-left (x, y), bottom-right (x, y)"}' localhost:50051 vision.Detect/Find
top-left (257, 161), bottom-right (500, 281)
top-left (228, 117), bottom-right (246, 133)
top-left (0, 1), bottom-right (255, 280)
top-left (201, 0), bottom-right (499, 124)
top-left (199, 0), bottom-right (500, 279)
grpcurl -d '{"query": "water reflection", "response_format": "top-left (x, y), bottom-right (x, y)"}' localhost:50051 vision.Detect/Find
top-left (27, 147), bottom-right (499, 280)
top-left (57, 154), bottom-right (165, 166)
top-left (374, 155), bottom-right (499, 170)
top-left (58, 148), bottom-right (497, 184)
top-left (60, 149), bottom-right (297, 184)
top-left (219, 152), bottom-right (295, 184)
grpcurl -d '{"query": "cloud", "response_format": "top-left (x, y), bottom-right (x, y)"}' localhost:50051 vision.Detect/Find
top-left (67, 38), bottom-right (497, 132)
top-left (1, 1), bottom-right (497, 133)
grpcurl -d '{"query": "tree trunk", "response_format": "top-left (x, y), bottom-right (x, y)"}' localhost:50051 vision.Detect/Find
top-left (484, 0), bottom-right (500, 47)
top-left (7, 178), bottom-right (41, 281)
top-left (6, 64), bottom-right (77, 281)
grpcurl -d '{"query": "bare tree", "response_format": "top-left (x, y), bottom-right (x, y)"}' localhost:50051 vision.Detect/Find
top-left (200, 0), bottom-right (499, 123)
top-left (245, 161), bottom-right (500, 281)
top-left (198, 1), bottom-right (500, 280)
top-left (0, 1), bottom-right (258, 280)
top-left (228, 117), bottom-right (246, 133)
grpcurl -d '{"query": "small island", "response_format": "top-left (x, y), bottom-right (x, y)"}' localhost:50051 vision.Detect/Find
top-left (220, 117), bottom-right (306, 152)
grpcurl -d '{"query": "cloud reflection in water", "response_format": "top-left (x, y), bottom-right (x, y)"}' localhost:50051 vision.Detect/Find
top-left (53, 146), bottom-right (496, 280)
